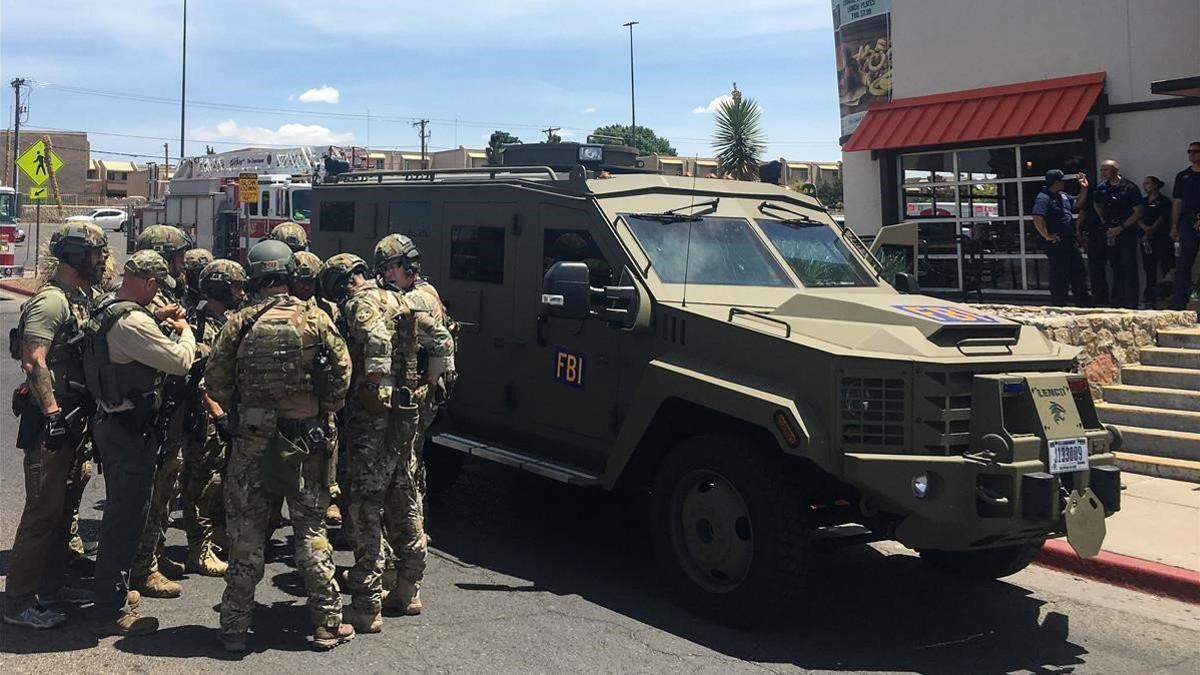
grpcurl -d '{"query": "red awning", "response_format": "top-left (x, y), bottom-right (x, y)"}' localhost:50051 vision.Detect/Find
top-left (844, 72), bottom-right (1105, 152)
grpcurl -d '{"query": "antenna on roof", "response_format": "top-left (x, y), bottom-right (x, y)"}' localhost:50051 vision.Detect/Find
top-left (681, 154), bottom-right (700, 307)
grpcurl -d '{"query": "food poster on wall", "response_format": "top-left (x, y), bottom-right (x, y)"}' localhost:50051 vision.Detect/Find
top-left (832, 0), bottom-right (893, 139)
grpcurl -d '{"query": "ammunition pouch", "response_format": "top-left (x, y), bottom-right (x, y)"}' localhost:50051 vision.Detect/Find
top-left (262, 418), bottom-right (323, 498)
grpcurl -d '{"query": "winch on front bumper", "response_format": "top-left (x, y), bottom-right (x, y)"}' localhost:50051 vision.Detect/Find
top-left (841, 372), bottom-right (1122, 556)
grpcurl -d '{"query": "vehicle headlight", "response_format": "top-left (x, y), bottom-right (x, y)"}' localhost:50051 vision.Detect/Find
top-left (911, 472), bottom-right (930, 499)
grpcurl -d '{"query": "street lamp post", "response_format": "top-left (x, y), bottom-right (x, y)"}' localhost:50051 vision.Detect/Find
top-left (180, 0), bottom-right (187, 164)
top-left (623, 21), bottom-right (638, 151)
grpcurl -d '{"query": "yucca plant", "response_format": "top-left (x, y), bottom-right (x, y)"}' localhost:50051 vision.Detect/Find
top-left (713, 84), bottom-right (766, 181)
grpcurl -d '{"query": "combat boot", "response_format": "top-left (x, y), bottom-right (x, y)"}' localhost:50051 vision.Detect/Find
top-left (187, 540), bottom-right (228, 577)
top-left (158, 556), bottom-right (186, 580)
top-left (128, 590), bottom-right (141, 609)
top-left (385, 577), bottom-right (422, 615)
top-left (325, 502), bottom-right (342, 527)
top-left (131, 571), bottom-right (182, 599)
top-left (89, 610), bottom-right (159, 637)
top-left (343, 605), bottom-right (382, 634)
top-left (312, 623), bottom-right (355, 650)
top-left (380, 566), bottom-right (397, 605)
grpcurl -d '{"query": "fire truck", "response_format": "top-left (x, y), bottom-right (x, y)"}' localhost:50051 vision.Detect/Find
top-left (137, 145), bottom-right (363, 259)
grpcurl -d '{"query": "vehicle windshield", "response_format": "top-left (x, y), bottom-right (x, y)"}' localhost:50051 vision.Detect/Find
top-left (623, 214), bottom-right (792, 287)
top-left (291, 189), bottom-right (312, 222)
top-left (0, 193), bottom-right (15, 223)
top-left (755, 218), bottom-right (877, 287)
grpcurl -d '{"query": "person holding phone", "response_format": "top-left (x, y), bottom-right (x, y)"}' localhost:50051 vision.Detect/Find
top-left (1032, 169), bottom-right (1090, 306)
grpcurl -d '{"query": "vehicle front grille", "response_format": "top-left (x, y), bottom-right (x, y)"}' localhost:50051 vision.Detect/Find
top-left (839, 375), bottom-right (907, 449)
top-left (913, 369), bottom-right (975, 455)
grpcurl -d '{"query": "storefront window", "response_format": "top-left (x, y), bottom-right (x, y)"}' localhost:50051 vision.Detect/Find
top-left (898, 135), bottom-right (1093, 295)
top-left (902, 152), bottom-right (954, 184)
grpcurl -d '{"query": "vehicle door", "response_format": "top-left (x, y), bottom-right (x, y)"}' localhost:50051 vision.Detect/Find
top-left (96, 209), bottom-right (120, 230)
top-left (511, 201), bottom-right (624, 472)
top-left (439, 199), bottom-right (519, 427)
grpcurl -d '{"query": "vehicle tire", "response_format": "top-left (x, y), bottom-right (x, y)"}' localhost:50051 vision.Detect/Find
top-left (651, 434), bottom-right (809, 624)
top-left (423, 436), bottom-right (465, 501)
top-left (918, 539), bottom-right (1045, 580)
top-left (119, 220), bottom-right (128, 232)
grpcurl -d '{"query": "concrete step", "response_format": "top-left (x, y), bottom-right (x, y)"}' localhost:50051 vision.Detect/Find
top-left (1102, 384), bottom-right (1200, 411)
top-left (1121, 365), bottom-right (1200, 391)
top-left (1139, 346), bottom-right (1200, 370)
top-left (1114, 451), bottom-right (1200, 484)
top-left (1096, 403), bottom-right (1200, 434)
top-left (1116, 425), bottom-right (1200, 462)
top-left (1157, 328), bottom-right (1200, 350)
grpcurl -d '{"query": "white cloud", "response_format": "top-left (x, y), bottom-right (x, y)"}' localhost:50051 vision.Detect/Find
top-left (692, 94), bottom-right (733, 114)
top-left (195, 119), bottom-right (354, 146)
top-left (583, 107), bottom-right (596, 114)
top-left (295, 85), bottom-right (340, 104)
top-left (559, 129), bottom-right (577, 138)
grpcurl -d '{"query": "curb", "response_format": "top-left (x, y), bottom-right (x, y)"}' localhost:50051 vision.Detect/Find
top-left (0, 279), bottom-right (37, 297)
top-left (1115, 451), bottom-right (1200, 484)
top-left (1035, 539), bottom-right (1200, 604)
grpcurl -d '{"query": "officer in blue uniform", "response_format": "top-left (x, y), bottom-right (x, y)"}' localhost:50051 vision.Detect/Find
top-left (1032, 169), bottom-right (1090, 306)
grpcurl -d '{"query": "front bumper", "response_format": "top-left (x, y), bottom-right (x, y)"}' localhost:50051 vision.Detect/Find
top-left (843, 451), bottom-right (1120, 551)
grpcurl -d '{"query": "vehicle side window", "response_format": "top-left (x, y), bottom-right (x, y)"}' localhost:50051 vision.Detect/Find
top-left (318, 200), bottom-right (355, 231)
top-left (543, 229), bottom-right (613, 287)
top-left (246, 196), bottom-right (258, 216)
top-left (449, 225), bottom-right (504, 283)
top-left (389, 201), bottom-right (432, 237)
top-left (261, 190), bottom-right (270, 216)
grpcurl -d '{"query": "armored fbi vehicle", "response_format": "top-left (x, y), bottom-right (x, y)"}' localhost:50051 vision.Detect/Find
top-left (310, 142), bottom-right (1121, 620)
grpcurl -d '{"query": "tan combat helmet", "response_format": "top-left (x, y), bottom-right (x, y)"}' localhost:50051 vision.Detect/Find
top-left (269, 221), bottom-right (309, 252)
top-left (136, 224), bottom-right (192, 259)
top-left (183, 248), bottom-right (215, 293)
top-left (293, 250), bottom-right (323, 280)
top-left (199, 259), bottom-right (247, 304)
top-left (373, 233), bottom-right (420, 274)
top-left (318, 253), bottom-right (369, 302)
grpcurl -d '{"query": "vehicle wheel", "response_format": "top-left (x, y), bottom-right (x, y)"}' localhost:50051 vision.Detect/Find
top-left (651, 434), bottom-right (809, 624)
top-left (423, 436), bottom-right (465, 501)
top-left (918, 540), bottom-right (1045, 580)
top-left (119, 221), bottom-right (128, 232)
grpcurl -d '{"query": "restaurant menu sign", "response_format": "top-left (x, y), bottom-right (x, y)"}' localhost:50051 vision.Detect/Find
top-left (832, 0), bottom-right (893, 139)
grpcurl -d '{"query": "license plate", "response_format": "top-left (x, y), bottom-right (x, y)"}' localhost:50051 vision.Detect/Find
top-left (1048, 437), bottom-right (1089, 474)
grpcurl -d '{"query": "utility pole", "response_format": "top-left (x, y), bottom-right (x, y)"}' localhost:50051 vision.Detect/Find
top-left (10, 77), bottom-right (26, 192)
top-left (163, 142), bottom-right (169, 170)
top-left (542, 127), bottom-right (561, 143)
top-left (180, 0), bottom-right (187, 163)
top-left (413, 119), bottom-right (430, 169)
top-left (623, 21), bottom-right (638, 151)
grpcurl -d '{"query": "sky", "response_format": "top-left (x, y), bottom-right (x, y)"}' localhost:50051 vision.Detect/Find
top-left (0, 0), bottom-right (842, 165)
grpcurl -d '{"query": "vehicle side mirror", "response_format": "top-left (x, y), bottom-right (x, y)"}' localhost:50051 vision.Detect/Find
top-left (542, 261), bottom-right (593, 320)
top-left (893, 271), bottom-right (920, 294)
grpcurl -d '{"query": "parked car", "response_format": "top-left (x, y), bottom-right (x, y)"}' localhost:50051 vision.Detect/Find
top-left (66, 208), bottom-right (128, 231)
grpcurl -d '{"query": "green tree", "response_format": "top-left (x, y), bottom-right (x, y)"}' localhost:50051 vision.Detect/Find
top-left (486, 130), bottom-right (522, 164)
top-left (713, 84), bottom-right (766, 181)
top-left (814, 175), bottom-right (844, 209)
top-left (591, 124), bottom-right (677, 156)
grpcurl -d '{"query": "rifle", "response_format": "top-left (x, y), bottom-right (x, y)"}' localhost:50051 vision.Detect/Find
top-left (155, 354), bottom-right (208, 465)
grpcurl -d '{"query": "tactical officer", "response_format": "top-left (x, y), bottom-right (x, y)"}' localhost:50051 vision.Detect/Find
top-left (1172, 141), bottom-right (1200, 310)
top-left (268, 220), bottom-right (309, 252)
top-left (180, 259), bottom-right (248, 577)
top-left (320, 253), bottom-right (451, 631)
top-left (182, 247), bottom-right (215, 309)
top-left (1032, 170), bottom-right (1090, 307)
top-left (4, 224), bottom-right (107, 630)
top-left (85, 250), bottom-right (196, 637)
top-left (1093, 160), bottom-right (1145, 309)
top-left (206, 240), bottom-right (353, 653)
top-left (292, 250), bottom-right (343, 527)
top-left (130, 224), bottom-right (195, 598)
top-left (374, 233), bottom-right (457, 507)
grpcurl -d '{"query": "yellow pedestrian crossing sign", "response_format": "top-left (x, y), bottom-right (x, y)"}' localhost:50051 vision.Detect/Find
top-left (16, 140), bottom-right (64, 186)
top-left (28, 186), bottom-right (49, 202)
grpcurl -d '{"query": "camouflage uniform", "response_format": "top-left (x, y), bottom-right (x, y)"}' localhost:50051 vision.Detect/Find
top-left (130, 225), bottom-right (193, 590)
top-left (336, 255), bottom-right (452, 615)
top-left (180, 259), bottom-right (246, 575)
top-left (405, 278), bottom-right (454, 499)
top-left (206, 280), bottom-right (351, 641)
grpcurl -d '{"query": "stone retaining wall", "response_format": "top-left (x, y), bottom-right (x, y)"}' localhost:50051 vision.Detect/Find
top-left (973, 305), bottom-right (1198, 399)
